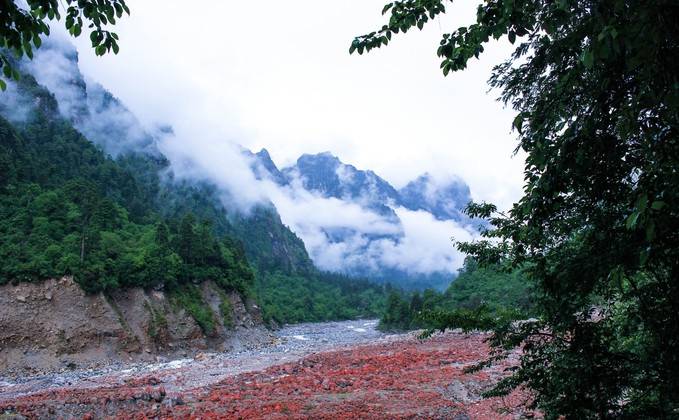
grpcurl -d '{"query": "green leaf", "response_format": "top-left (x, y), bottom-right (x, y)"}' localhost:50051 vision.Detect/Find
top-left (635, 194), bottom-right (648, 212)
top-left (382, 3), bottom-right (393, 15)
top-left (0, 79), bottom-right (6, 91)
top-left (640, 249), bottom-right (649, 266)
top-left (512, 114), bottom-right (524, 133)
top-left (443, 62), bottom-right (450, 76)
top-left (582, 49), bottom-right (593, 68)
top-left (626, 211), bottom-right (640, 230)
top-left (651, 201), bottom-right (666, 210)
top-left (646, 220), bottom-right (656, 241)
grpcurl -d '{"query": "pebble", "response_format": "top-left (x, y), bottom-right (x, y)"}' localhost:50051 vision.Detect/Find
top-left (0, 319), bottom-right (388, 402)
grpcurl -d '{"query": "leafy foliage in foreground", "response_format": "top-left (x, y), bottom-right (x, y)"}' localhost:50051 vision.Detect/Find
top-left (0, 0), bottom-right (130, 91)
top-left (358, 0), bottom-right (679, 417)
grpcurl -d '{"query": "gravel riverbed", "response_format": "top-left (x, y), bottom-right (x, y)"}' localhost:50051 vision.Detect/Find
top-left (0, 319), bottom-right (396, 403)
top-left (1, 327), bottom-right (539, 419)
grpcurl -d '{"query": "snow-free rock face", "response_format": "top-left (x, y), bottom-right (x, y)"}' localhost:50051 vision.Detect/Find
top-left (249, 151), bottom-right (477, 288)
top-left (273, 152), bottom-right (474, 225)
top-left (280, 153), bottom-right (473, 223)
top-left (245, 148), bottom-right (288, 185)
top-left (283, 152), bottom-right (401, 218)
top-left (0, 277), bottom-right (272, 374)
top-left (398, 173), bottom-right (472, 222)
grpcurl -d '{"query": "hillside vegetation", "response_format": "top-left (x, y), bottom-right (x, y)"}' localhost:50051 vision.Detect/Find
top-left (0, 67), bottom-right (386, 324)
top-left (0, 90), bottom-right (253, 299)
top-left (379, 259), bottom-right (533, 331)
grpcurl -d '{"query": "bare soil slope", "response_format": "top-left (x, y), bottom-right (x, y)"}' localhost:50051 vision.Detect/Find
top-left (0, 277), bottom-right (273, 375)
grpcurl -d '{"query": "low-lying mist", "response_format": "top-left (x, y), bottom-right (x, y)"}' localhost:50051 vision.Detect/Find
top-left (3, 35), bottom-right (479, 283)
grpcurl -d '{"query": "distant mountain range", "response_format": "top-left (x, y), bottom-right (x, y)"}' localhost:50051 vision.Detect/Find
top-left (5, 37), bottom-right (479, 290)
top-left (249, 148), bottom-right (474, 223)
top-left (244, 149), bottom-right (478, 288)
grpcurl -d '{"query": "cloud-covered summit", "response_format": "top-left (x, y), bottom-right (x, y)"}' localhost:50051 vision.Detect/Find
top-left (251, 150), bottom-right (474, 225)
top-left (282, 152), bottom-right (401, 220)
top-left (285, 152), bottom-right (399, 200)
top-left (399, 173), bottom-right (472, 222)
top-left (18, 36), bottom-right (161, 158)
top-left (3, 36), bottom-right (480, 289)
top-left (244, 150), bottom-right (478, 288)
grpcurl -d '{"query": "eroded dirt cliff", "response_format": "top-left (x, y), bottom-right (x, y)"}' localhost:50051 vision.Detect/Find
top-left (0, 277), bottom-right (273, 375)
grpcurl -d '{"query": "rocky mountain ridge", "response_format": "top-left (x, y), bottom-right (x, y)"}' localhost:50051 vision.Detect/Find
top-left (245, 149), bottom-right (476, 287)
top-left (249, 148), bottom-right (473, 224)
top-left (5, 36), bottom-right (477, 289)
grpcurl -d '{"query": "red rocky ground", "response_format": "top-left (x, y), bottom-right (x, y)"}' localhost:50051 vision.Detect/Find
top-left (1, 333), bottom-right (537, 419)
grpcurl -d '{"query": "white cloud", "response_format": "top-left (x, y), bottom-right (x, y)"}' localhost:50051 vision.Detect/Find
top-left (373, 207), bottom-right (473, 274)
top-left (264, 177), bottom-right (475, 275)
top-left (25, 35), bottom-right (157, 156)
top-left (16, 1), bottom-right (530, 279)
top-left (158, 131), bottom-right (268, 211)
top-left (69, 0), bottom-right (526, 211)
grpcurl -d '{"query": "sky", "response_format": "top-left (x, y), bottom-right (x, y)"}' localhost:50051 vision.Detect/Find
top-left (68, 0), bottom-right (525, 211)
top-left (17, 0), bottom-right (529, 279)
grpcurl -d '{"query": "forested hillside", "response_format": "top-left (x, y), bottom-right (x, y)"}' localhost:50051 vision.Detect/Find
top-left (0, 50), bottom-right (387, 324)
top-left (256, 271), bottom-right (387, 324)
top-left (379, 259), bottom-right (533, 331)
top-left (0, 75), bottom-right (254, 298)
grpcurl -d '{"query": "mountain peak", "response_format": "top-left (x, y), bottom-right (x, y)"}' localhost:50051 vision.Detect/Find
top-left (297, 151), bottom-right (341, 166)
top-left (244, 148), bottom-right (287, 185)
top-left (398, 173), bottom-right (472, 222)
top-left (256, 148), bottom-right (272, 159)
top-left (411, 172), bottom-right (433, 183)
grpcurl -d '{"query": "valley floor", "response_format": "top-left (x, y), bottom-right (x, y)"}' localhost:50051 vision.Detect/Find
top-left (0, 320), bottom-right (536, 419)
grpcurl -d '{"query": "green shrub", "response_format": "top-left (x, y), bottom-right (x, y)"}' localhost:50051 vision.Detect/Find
top-left (217, 290), bottom-right (234, 329)
top-left (170, 284), bottom-right (215, 335)
top-left (145, 301), bottom-right (168, 343)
